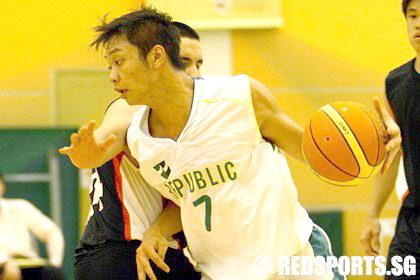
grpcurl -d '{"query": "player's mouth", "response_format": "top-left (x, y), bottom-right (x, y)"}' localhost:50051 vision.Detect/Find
top-left (114, 88), bottom-right (128, 95)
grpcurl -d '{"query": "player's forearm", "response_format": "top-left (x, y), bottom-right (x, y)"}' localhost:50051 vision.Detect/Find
top-left (368, 151), bottom-right (401, 218)
top-left (45, 226), bottom-right (65, 267)
top-left (262, 114), bottom-right (306, 164)
top-left (145, 201), bottom-right (182, 239)
top-left (278, 122), bottom-right (305, 163)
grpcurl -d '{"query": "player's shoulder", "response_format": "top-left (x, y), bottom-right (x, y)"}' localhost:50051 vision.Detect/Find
top-left (3, 198), bottom-right (37, 211)
top-left (386, 59), bottom-right (415, 83)
top-left (197, 75), bottom-right (251, 101)
top-left (198, 74), bottom-right (249, 85)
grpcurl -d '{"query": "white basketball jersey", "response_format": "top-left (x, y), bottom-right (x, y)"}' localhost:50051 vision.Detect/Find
top-left (83, 152), bottom-right (179, 249)
top-left (114, 154), bottom-right (164, 241)
top-left (127, 75), bottom-right (313, 279)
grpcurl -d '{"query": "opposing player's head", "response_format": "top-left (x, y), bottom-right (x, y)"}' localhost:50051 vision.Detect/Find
top-left (173, 22), bottom-right (203, 77)
top-left (403, 0), bottom-right (414, 15)
top-left (91, 7), bottom-right (184, 104)
top-left (403, 0), bottom-right (420, 54)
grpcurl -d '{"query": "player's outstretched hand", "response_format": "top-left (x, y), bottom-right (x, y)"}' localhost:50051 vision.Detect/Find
top-left (58, 120), bottom-right (116, 169)
top-left (360, 215), bottom-right (381, 256)
top-left (136, 228), bottom-right (170, 280)
top-left (373, 97), bottom-right (401, 174)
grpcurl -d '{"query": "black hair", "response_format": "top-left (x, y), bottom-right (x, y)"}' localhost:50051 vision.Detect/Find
top-left (91, 6), bottom-right (183, 69)
top-left (402, 0), bottom-right (412, 15)
top-left (172, 22), bottom-right (200, 40)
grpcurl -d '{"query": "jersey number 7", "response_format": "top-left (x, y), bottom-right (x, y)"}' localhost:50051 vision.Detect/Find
top-left (193, 195), bottom-right (212, 231)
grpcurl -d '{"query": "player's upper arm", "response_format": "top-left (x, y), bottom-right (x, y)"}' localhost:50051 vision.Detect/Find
top-left (94, 98), bottom-right (141, 162)
top-left (250, 78), bottom-right (305, 163)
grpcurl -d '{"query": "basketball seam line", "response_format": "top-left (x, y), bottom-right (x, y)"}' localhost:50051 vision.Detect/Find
top-left (358, 106), bottom-right (383, 166)
top-left (335, 106), bottom-right (376, 170)
top-left (323, 106), bottom-right (374, 178)
top-left (309, 116), bottom-right (358, 180)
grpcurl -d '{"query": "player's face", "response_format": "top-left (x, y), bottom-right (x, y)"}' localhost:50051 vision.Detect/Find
top-left (406, 0), bottom-right (420, 54)
top-left (180, 37), bottom-right (203, 77)
top-left (105, 36), bottom-right (154, 105)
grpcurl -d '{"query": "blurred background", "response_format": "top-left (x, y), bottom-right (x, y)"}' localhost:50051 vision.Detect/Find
top-left (0, 0), bottom-right (413, 279)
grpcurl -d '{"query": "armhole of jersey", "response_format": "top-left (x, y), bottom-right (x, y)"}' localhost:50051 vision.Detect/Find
top-left (112, 153), bottom-right (132, 240)
top-left (126, 110), bottom-right (141, 161)
top-left (246, 76), bottom-right (263, 141)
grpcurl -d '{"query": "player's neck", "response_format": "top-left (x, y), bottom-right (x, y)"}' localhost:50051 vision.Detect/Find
top-left (148, 71), bottom-right (194, 140)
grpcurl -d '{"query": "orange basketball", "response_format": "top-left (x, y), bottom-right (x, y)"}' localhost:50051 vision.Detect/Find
top-left (302, 101), bottom-right (386, 186)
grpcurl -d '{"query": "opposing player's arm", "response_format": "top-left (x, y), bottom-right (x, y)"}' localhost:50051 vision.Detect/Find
top-left (250, 78), bottom-right (305, 163)
top-left (94, 99), bottom-right (141, 161)
top-left (361, 150), bottom-right (401, 255)
top-left (372, 92), bottom-right (401, 174)
top-left (59, 99), bottom-right (140, 169)
top-left (360, 91), bottom-right (401, 255)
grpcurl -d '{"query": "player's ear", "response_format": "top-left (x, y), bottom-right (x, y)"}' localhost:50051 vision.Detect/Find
top-left (146, 45), bottom-right (165, 69)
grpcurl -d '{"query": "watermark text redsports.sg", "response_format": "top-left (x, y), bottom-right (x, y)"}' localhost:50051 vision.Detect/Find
top-left (254, 255), bottom-right (416, 276)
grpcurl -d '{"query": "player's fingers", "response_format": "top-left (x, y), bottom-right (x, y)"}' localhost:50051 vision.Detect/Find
top-left (385, 137), bottom-right (399, 153)
top-left (58, 147), bottom-right (71, 155)
top-left (386, 125), bottom-right (400, 139)
top-left (141, 256), bottom-right (158, 280)
top-left (137, 267), bottom-right (146, 280)
top-left (70, 133), bottom-right (80, 145)
top-left (381, 157), bottom-right (390, 174)
top-left (99, 134), bottom-right (117, 151)
top-left (372, 234), bottom-right (380, 255)
top-left (86, 120), bottom-right (97, 134)
top-left (381, 147), bottom-right (398, 174)
top-left (372, 97), bottom-right (384, 120)
top-left (360, 232), bottom-right (376, 256)
top-left (157, 241), bottom-right (168, 262)
top-left (78, 126), bottom-right (89, 139)
top-left (149, 250), bottom-right (170, 273)
top-left (144, 244), bottom-right (169, 273)
top-left (136, 254), bottom-right (147, 280)
top-left (384, 128), bottom-right (401, 152)
top-left (137, 248), bottom-right (158, 280)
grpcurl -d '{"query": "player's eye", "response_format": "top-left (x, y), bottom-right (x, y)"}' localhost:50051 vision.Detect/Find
top-left (114, 59), bottom-right (123, 66)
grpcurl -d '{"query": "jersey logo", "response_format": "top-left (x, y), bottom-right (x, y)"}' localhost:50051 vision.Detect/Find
top-left (86, 169), bottom-right (104, 223)
top-left (154, 161), bottom-right (171, 179)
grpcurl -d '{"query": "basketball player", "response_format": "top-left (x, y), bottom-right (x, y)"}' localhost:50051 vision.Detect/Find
top-left (361, 0), bottom-right (420, 278)
top-left (60, 8), bottom-right (400, 279)
top-left (71, 22), bottom-right (202, 280)
top-left (61, 7), bottom-right (400, 280)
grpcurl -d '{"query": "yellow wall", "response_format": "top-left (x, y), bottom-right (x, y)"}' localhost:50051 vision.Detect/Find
top-left (1, 1), bottom-right (412, 278)
top-left (0, 0), bottom-right (142, 126)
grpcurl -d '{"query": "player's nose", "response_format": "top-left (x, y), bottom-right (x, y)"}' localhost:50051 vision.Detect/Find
top-left (187, 66), bottom-right (200, 78)
top-left (109, 68), bottom-right (119, 83)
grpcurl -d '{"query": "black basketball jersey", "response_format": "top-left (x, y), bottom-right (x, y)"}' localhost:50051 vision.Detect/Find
top-left (386, 59), bottom-right (420, 208)
top-left (79, 152), bottom-right (167, 246)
